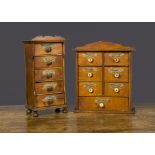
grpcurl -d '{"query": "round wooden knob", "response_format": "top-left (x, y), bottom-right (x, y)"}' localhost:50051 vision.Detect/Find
top-left (114, 73), bottom-right (120, 78)
top-left (114, 88), bottom-right (119, 93)
top-left (99, 103), bottom-right (105, 108)
top-left (88, 58), bottom-right (93, 63)
top-left (114, 57), bottom-right (120, 63)
top-left (88, 72), bottom-right (93, 78)
top-left (88, 88), bottom-right (94, 93)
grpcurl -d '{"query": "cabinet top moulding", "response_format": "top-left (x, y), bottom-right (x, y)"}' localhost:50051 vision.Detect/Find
top-left (23, 35), bottom-right (65, 43)
top-left (74, 41), bottom-right (134, 52)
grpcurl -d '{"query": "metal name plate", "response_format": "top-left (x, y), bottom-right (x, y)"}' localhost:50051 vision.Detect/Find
top-left (109, 83), bottom-right (124, 88)
top-left (108, 67), bottom-right (124, 73)
top-left (109, 53), bottom-right (124, 57)
top-left (82, 67), bottom-right (98, 72)
top-left (95, 98), bottom-right (109, 104)
top-left (82, 83), bottom-right (97, 88)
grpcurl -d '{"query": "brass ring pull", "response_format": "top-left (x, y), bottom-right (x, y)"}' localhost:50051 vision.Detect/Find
top-left (43, 96), bottom-right (54, 105)
top-left (45, 46), bottom-right (52, 53)
top-left (88, 88), bottom-right (94, 93)
top-left (88, 58), bottom-right (93, 63)
top-left (44, 84), bottom-right (53, 91)
top-left (114, 88), bottom-right (119, 93)
top-left (114, 57), bottom-right (120, 63)
top-left (88, 72), bottom-right (93, 78)
top-left (114, 73), bottom-right (120, 78)
top-left (46, 72), bottom-right (53, 78)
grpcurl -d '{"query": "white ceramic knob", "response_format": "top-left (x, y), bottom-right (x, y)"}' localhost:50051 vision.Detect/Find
top-left (88, 58), bottom-right (93, 63)
top-left (99, 103), bottom-right (104, 108)
top-left (114, 88), bottom-right (119, 93)
top-left (88, 72), bottom-right (93, 78)
top-left (88, 88), bottom-right (94, 93)
top-left (114, 73), bottom-right (120, 78)
top-left (114, 57), bottom-right (120, 63)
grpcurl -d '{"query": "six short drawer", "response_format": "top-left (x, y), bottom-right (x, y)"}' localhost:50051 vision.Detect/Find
top-left (79, 67), bottom-right (102, 81)
top-left (78, 52), bottom-right (103, 66)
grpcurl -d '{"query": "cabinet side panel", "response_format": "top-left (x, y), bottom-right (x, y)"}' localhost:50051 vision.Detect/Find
top-left (24, 43), bottom-right (35, 108)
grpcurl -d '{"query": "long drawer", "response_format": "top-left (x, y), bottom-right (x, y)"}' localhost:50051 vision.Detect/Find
top-left (35, 68), bottom-right (63, 82)
top-left (35, 56), bottom-right (63, 68)
top-left (35, 94), bottom-right (64, 108)
top-left (79, 97), bottom-right (129, 111)
top-left (34, 43), bottom-right (63, 56)
top-left (35, 81), bottom-right (64, 94)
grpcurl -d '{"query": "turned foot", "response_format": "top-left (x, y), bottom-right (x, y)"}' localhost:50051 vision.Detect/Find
top-left (55, 108), bottom-right (61, 113)
top-left (62, 107), bottom-right (68, 113)
top-left (131, 107), bottom-right (135, 113)
top-left (26, 109), bottom-right (32, 114)
top-left (33, 111), bottom-right (39, 117)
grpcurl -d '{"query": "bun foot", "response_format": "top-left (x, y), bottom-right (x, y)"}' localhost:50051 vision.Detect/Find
top-left (26, 109), bottom-right (32, 114)
top-left (33, 111), bottom-right (39, 117)
top-left (55, 108), bottom-right (61, 113)
top-left (62, 107), bottom-right (68, 113)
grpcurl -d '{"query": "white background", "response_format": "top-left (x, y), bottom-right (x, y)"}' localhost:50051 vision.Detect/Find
top-left (0, 0), bottom-right (155, 155)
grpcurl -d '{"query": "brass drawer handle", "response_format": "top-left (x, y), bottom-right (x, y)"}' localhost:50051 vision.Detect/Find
top-left (88, 58), bottom-right (93, 63)
top-left (88, 88), bottom-right (94, 93)
top-left (114, 88), bottom-right (120, 93)
top-left (42, 70), bottom-right (55, 78)
top-left (114, 57), bottom-right (120, 63)
top-left (45, 46), bottom-right (52, 53)
top-left (43, 84), bottom-right (53, 91)
top-left (43, 57), bottom-right (56, 65)
top-left (114, 73), bottom-right (120, 78)
top-left (43, 96), bottom-right (56, 105)
top-left (88, 72), bottom-right (93, 78)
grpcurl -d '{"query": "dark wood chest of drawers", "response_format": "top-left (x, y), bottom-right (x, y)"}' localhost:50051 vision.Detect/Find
top-left (75, 41), bottom-right (134, 113)
top-left (24, 36), bottom-right (67, 116)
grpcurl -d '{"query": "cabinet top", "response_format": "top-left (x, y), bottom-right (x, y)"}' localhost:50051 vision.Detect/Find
top-left (24, 35), bottom-right (65, 43)
top-left (74, 41), bottom-right (134, 52)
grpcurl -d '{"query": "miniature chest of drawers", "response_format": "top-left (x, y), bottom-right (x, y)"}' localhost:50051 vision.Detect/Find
top-left (24, 36), bottom-right (67, 117)
top-left (75, 41), bottom-right (134, 113)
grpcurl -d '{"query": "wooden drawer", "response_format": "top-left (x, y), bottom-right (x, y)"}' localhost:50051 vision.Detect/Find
top-left (104, 53), bottom-right (129, 66)
top-left (79, 82), bottom-right (102, 96)
top-left (34, 43), bottom-right (62, 56)
top-left (35, 94), bottom-right (64, 108)
top-left (104, 67), bottom-right (128, 82)
top-left (35, 81), bottom-right (64, 94)
top-left (78, 52), bottom-right (102, 66)
top-left (79, 97), bottom-right (129, 111)
top-left (79, 67), bottom-right (102, 81)
top-left (35, 56), bottom-right (63, 68)
top-left (104, 83), bottom-right (128, 97)
top-left (35, 68), bottom-right (63, 82)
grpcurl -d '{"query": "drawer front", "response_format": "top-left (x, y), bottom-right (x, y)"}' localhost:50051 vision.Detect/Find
top-left (104, 83), bottom-right (128, 97)
top-left (104, 53), bottom-right (129, 66)
top-left (78, 52), bottom-right (102, 66)
top-left (35, 56), bottom-right (63, 68)
top-left (35, 68), bottom-right (63, 82)
top-left (79, 67), bottom-right (102, 81)
top-left (35, 81), bottom-right (64, 94)
top-left (79, 82), bottom-right (102, 96)
top-left (104, 67), bottom-right (128, 82)
top-left (35, 94), bottom-right (64, 108)
top-left (79, 97), bottom-right (129, 111)
top-left (34, 43), bottom-right (62, 56)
